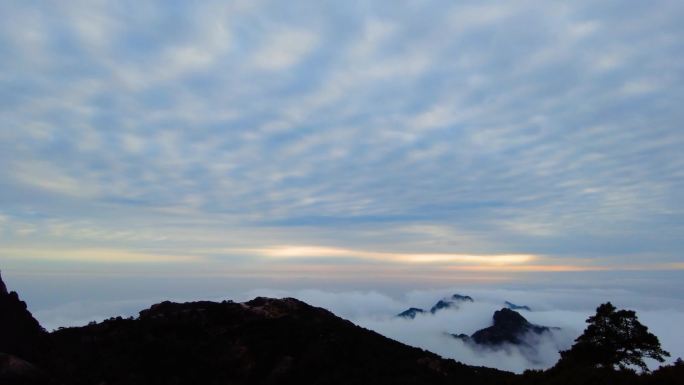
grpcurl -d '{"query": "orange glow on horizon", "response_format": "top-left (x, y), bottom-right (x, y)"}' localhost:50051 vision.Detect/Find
top-left (247, 245), bottom-right (536, 265)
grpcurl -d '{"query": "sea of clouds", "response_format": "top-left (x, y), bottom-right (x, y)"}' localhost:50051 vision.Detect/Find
top-left (234, 287), bottom-right (684, 373)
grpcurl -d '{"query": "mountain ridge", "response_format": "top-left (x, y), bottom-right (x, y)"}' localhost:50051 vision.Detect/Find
top-left (0, 273), bottom-right (512, 385)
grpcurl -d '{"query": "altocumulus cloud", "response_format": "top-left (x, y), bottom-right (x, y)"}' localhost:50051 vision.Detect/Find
top-left (1, 0), bottom-right (683, 274)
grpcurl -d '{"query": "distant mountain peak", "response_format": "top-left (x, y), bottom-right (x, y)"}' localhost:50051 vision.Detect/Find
top-left (397, 307), bottom-right (426, 319)
top-left (470, 308), bottom-right (550, 346)
top-left (451, 294), bottom-right (474, 302)
top-left (492, 308), bottom-right (530, 330)
top-left (504, 301), bottom-right (531, 311)
top-left (430, 294), bottom-right (474, 314)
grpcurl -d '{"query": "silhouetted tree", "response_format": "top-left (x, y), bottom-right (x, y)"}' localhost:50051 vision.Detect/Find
top-left (560, 302), bottom-right (669, 372)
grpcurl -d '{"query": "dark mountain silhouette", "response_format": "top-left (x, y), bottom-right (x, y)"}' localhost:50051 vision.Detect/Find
top-left (446, 308), bottom-right (559, 367)
top-left (0, 271), bottom-right (50, 385)
top-left (44, 298), bottom-right (515, 385)
top-left (0, 271), bottom-right (47, 361)
top-left (397, 293), bottom-right (474, 318)
top-left (396, 307), bottom-right (426, 319)
top-left (449, 333), bottom-right (471, 342)
top-left (430, 294), bottom-right (474, 314)
top-left (505, 301), bottom-right (531, 311)
top-left (0, 273), bottom-right (511, 385)
top-left (471, 308), bottom-right (551, 346)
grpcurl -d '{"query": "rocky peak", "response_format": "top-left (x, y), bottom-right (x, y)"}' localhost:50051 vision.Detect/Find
top-left (397, 307), bottom-right (426, 319)
top-left (504, 301), bottom-right (531, 311)
top-left (430, 294), bottom-right (474, 314)
top-left (492, 308), bottom-right (530, 331)
top-left (470, 308), bottom-right (550, 346)
top-left (451, 294), bottom-right (474, 302)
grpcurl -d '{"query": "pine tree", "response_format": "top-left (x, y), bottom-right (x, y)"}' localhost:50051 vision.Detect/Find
top-left (560, 302), bottom-right (670, 372)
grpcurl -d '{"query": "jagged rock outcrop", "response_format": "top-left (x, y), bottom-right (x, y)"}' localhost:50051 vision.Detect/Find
top-left (470, 308), bottom-right (550, 346)
top-left (397, 307), bottom-right (426, 319)
top-left (430, 294), bottom-right (474, 314)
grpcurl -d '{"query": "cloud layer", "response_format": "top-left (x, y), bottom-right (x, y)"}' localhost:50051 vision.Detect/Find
top-left (1, 1), bottom-right (683, 275)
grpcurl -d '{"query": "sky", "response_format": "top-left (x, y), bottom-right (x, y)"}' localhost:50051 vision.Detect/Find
top-left (0, 0), bottom-right (683, 342)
